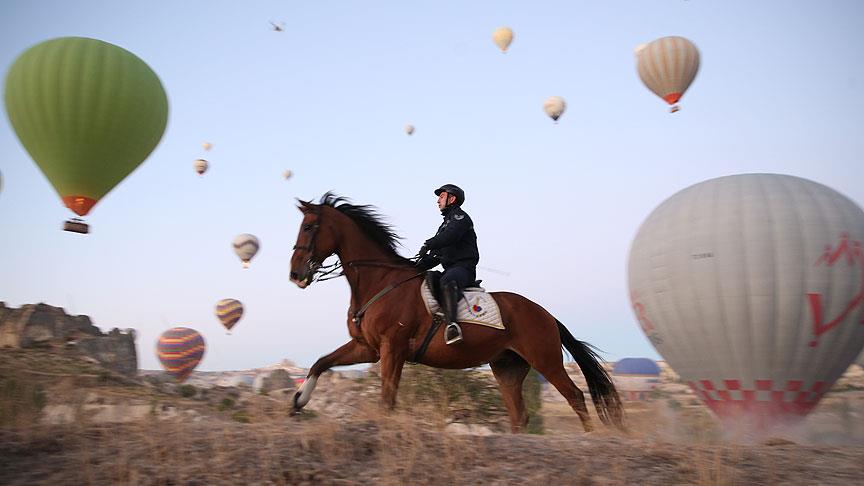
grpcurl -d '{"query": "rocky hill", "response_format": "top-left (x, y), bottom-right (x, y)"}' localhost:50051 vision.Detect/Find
top-left (0, 302), bottom-right (137, 376)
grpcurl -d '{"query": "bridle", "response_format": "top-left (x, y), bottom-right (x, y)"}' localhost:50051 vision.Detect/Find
top-left (292, 204), bottom-right (425, 325)
top-left (293, 206), bottom-right (340, 283)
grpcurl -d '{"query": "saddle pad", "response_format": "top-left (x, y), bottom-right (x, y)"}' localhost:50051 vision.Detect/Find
top-left (420, 283), bottom-right (505, 330)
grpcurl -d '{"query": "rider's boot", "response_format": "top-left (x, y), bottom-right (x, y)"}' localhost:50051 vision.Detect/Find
top-left (442, 281), bottom-right (463, 345)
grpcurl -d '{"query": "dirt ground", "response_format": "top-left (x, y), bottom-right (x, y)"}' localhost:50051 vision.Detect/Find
top-left (2, 349), bottom-right (863, 485)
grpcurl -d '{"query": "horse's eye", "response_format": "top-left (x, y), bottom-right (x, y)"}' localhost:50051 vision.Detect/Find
top-left (303, 224), bottom-right (313, 231)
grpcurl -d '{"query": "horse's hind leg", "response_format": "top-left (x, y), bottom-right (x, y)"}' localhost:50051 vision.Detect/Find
top-left (541, 365), bottom-right (593, 432)
top-left (515, 346), bottom-right (593, 432)
top-left (490, 351), bottom-right (531, 433)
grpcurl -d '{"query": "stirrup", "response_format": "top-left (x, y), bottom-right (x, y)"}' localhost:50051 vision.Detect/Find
top-left (445, 323), bottom-right (463, 345)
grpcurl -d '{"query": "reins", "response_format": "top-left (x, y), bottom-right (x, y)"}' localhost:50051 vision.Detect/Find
top-left (348, 268), bottom-right (425, 327)
top-left (294, 205), bottom-right (425, 329)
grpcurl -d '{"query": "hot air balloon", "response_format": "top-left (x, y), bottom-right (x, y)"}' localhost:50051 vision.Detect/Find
top-left (283, 169), bottom-right (293, 180)
top-left (4, 37), bottom-right (168, 234)
top-left (612, 358), bottom-right (661, 401)
top-left (628, 174), bottom-right (864, 430)
top-left (492, 27), bottom-right (514, 53)
top-left (202, 142), bottom-right (212, 151)
top-left (633, 43), bottom-right (647, 57)
top-left (233, 233), bottom-right (259, 268)
top-left (215, 298), bottom-right (244, 333)
top-left (193, 159), bottom-right (208, 176)
top-left (405, 124), bottom-right (415, 136)
top-left (543, 96), bottom-right (566, 123)
top-left (636, 36), bottom-right (699, 113)
top-left (157, 327), bottom-right (205, 382)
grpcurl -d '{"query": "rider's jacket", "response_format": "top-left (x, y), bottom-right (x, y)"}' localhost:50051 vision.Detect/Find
top-left (423, 205), bottom-right (479, 271)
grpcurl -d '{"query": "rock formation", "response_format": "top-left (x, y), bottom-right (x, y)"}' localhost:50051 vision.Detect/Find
top-left (0, 302), bottom-right (137, 376)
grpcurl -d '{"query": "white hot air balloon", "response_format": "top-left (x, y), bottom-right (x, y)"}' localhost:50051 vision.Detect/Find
top-left (492, 26), bottom-right (514, 53)
top-left (404, 124), bottom-right (415, 136)
top-left (193, 159), bottom-right (208, 176)
top-left (543, 96), bottom-right (566, 123)
top-left (283, 169), bottom-right (293, 180)
top-left (233, 234), bottom-right (260, 268)
top-left (202, 142), bottom-right (212, 151)
top-left (628, 174), bottom-right (864, 430)
top-left (636, 36), bottom-right (700, 113)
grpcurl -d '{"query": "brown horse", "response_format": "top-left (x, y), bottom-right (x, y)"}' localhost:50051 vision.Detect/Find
top-left (288, 193), bottom-right (624, 433)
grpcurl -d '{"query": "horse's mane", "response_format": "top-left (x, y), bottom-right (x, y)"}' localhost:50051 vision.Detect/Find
top-left (318, 192), bottom-right (414, 266)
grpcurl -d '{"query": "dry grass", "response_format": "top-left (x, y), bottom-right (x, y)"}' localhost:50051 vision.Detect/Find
top-left (2, 349), bottom-right (864, 484)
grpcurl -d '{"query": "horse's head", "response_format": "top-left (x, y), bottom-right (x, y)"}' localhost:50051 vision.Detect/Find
top-left (289, 200), bottom-right (339, 289)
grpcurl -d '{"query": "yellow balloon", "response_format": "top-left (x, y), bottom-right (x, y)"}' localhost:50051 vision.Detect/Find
top-left (492, 27), bottom-right (514, 53)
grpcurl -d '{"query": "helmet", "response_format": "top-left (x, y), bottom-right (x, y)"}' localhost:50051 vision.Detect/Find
top-left (434, 184), bottom-right (465, 206)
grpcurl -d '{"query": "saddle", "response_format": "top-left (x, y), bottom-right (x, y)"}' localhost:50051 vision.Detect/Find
top-left (421, 271), bottom-right (503, 330)
top-left (424, 270), bottom-right (483, 304)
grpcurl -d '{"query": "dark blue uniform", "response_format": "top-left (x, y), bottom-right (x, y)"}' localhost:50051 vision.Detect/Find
top-left (419, 205), bottom-right (479, 289)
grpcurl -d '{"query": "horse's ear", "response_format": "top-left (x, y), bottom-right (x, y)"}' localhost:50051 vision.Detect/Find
top-left (295, 198), bottom-right (312, 213)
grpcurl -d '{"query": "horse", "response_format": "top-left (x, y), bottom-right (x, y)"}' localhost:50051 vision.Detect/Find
top-left (288, 193), bottom-right (624, 433)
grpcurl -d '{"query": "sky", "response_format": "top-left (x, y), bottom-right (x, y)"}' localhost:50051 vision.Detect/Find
top-left (1, 1), bottom-right (863, 371)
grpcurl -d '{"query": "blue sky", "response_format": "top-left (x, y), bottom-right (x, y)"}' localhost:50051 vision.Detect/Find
top-left (1, 1), bottom-right (863, 370)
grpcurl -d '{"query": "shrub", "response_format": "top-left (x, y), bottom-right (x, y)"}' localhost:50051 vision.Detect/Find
top-left (0, 378), bottom-right (47, 426)
top-left (218, 398), bottom-right (235, 411)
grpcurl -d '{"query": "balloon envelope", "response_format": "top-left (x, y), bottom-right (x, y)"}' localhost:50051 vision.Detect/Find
top-left (4, 37), bottom-right (168, 217)
top-left (157, 327), bottom-right (205, 382)
top-left (194, 159), bottom-right (208, 176)
top-left (636, 36), bottom-right (699, 110)
top-left (404, 124), bottom-right (415, 136)
top-left (492, 27), bottom-right (514, 52)
top-left (543, 96), bottom-right (566, 122)
top-left (613, 358), bottom-right (661, 400)
top-left (215, 298), bottom-right (244, 331)
top-left (233, 234), bottom-right (260, 268)
top-left (629, 174), bottom-right (864, 428)
top-left (283, 169), bottom-right (293, 180)
top-left (202, 142), bottom-right (212, 151)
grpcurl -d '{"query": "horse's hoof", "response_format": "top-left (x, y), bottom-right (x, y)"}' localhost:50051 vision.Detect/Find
top-left (290, 391), bottom-right (303, 416)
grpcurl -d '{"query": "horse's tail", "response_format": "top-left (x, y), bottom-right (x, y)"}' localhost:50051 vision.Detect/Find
top-left (556, 319), bottom-right (625, 429)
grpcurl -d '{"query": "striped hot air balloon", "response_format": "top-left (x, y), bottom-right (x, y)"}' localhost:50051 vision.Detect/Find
top-left (215, 298), bottom-right (244, 333)
top-left (193, 159), bottom-right (208, 176)
top-left (629, 174), bottom-right (864, 430)
top-left (543, 96), bottom-right (566, 123)
top-left (636, 36), bottom-right (700, 113)
top-left (233, 233), bottom-right (259, 268)
top-left (156, 327), bottom-right (205, 382)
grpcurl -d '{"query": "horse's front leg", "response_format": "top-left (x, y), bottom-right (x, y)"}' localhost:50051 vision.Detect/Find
top-left (379, 340), bottom-right (408, 411)
top-left (291, 339), bottom-right (378, 415)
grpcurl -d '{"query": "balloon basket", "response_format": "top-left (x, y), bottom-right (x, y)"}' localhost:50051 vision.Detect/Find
top-left (670, 105), bottom-right (680, 113)
top-left (63, 219), bottom-right (89, 234)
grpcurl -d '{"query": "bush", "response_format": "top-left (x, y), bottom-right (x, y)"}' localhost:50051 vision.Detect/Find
top-left (231, 410), bottom-right (250, 423)
top-left (522, 369), bottom-right (544, 434)
top-left (218, 398), bottom-right (235, 411)
top-left (0, 378), bottom-right (47, 426)
top-left (178, 384), bottom-right (197, 398)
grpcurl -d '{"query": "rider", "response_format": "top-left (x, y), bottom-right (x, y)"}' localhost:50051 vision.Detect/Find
top-left (415, 184), bottom-right (479, 345)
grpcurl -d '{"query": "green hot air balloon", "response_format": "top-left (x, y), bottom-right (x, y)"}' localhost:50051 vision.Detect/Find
top-left (4, 37), bottom-right (168, 233)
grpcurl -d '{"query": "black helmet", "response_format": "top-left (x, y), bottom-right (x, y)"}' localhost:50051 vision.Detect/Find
top-left (434, 184), bottom-right (465, 206)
